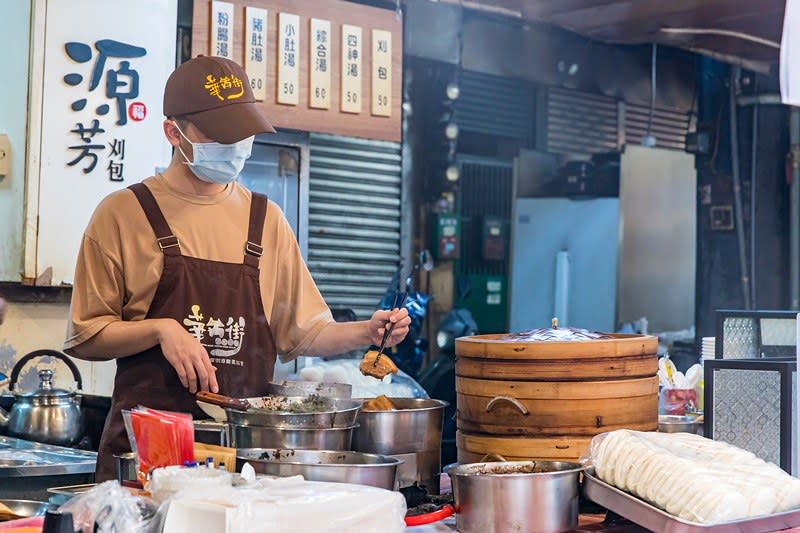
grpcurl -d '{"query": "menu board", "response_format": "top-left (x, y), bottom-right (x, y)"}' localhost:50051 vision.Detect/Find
top-left (192, 0), bottom-right (402, 141)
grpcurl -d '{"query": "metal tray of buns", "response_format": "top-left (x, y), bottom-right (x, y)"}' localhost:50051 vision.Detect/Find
top-left (583, 469), bottom-right (800, 532)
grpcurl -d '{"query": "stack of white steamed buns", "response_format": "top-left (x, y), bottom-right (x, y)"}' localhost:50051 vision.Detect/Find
top-left (592, 430), bottom-right (800, 524)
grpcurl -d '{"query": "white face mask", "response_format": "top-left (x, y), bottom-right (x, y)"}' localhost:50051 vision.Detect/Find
top-left (172, 121), bottom-right (254, 184)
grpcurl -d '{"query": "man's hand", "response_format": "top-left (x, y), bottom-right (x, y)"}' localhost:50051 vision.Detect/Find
top-left (156, 319), bottom-right (218, 394)
top-left (367, 307), bottom-right (411, 348)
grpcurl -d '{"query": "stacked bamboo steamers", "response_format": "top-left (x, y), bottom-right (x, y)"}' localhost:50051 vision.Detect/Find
top-left (454, 322), bottom-right (659, 463)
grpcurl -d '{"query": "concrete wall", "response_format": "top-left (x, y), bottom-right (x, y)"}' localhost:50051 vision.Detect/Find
top-left (0, 2), bottom-right (114, 396)
top-left (0, 0), bottom-right (30, 281)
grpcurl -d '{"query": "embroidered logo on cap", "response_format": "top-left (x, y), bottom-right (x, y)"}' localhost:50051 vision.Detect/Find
top-left (204, 74), bottom-right (245, 101)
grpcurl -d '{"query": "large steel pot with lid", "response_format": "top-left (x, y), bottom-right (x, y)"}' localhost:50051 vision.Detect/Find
top-left (0, 350), bottom-right (84, 446)
top-left (446, 460), bottom-right (585, 533)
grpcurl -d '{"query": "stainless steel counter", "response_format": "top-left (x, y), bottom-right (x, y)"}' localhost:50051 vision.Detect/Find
top-left (0, 436), bottom-right (96, 500)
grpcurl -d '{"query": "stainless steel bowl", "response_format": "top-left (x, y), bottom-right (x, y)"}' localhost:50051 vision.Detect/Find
top-left (230, 423), bottom-right (356, 450)
top-left (658, 415), bottom-right (701, 434)
top-left (227, 397), bottom-right (362, 429)
top-left (352, 398), bottom-right (446, 455)
top-left (265, 380), bottom-right (353, 399)
top-left (0, 498), bottom-right (49, 519)
top-left (446, 461), bottom-right (584, 533)
top-left (236, 448), bottom-right (402, 490)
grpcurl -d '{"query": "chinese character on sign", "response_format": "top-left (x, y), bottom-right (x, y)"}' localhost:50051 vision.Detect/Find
top-left (316, 44), bottom-right (327, 72)
top-left (378, 39), bottom-right (388, 53)
top-left (64, 40), bottom-right (147, 126)
top-left (378, 66), bottom-right (388, 80)
top-left (348, 63), bottom-right (358, 77)
top-left (107, 138), bottom-right (125, 181)
top-left (67, 119), bottom-right (105, 174)
top-left (253, 17), bottom-right (263, 32)
top-left (217, 12), bottom-right (229, 26)
top-left (63, 39), bottom-right (146, 180)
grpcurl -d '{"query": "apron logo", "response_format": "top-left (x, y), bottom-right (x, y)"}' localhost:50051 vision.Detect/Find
top-left (183, 304), bottom-right (246, 364)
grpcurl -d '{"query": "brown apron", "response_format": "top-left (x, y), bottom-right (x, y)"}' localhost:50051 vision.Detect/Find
top-left (95, 182), bottom-right (277, 481)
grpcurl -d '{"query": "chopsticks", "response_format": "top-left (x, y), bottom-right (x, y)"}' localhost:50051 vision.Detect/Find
top-left (372, 273), bottom-right (412, 369)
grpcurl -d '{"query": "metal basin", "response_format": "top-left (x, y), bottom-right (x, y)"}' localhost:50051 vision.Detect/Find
top-left (236, 448), bottom-right (402, 490)
top-left (352, 398), bottom-right (446, 455)
top-left (227, 397), bottom-right (362, 429)
top-left (446, 460), bottom-right (584, 533)
top-left (265, 381), bottom-right (352, 399)
top-left (230, 423), bottom-right (356, 450)
top-left (658, 415), bottom-right (701, 434)
top-left (0, 498), bottom-right (49, 520)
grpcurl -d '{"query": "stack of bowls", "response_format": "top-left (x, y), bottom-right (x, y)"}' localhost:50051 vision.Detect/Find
top-left (228, 391), bottom-right (362, 451)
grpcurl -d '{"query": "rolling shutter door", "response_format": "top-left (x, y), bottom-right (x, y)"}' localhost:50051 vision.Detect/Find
top-left (308, 133), bottom-right (402, 319)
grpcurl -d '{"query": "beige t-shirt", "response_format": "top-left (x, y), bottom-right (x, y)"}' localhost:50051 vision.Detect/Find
top-left (64, 174), bottom-right (333, 362)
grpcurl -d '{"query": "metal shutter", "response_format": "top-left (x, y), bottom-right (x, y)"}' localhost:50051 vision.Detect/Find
top-left (545, 87), bottom-right (693, 154)
top-left (624, 101), bottom-right (691, 151)
top-left (545, 87), bottom-right (620, 155)
top-left (456, 70), bottom-right (534, 141)
top-left (308, 133), bottom-right (402, 319)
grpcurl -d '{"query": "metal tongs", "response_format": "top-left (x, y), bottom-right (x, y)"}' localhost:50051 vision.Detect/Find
top-left (372, 270), bottom-right (414, 369)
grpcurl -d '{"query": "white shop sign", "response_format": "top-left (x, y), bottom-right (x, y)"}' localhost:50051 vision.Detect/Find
top-left (25, 0), bottom-right (176, 285)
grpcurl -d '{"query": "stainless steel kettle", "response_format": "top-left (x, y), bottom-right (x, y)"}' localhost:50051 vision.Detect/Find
top-left (0, 350), bottom-right (84, 446)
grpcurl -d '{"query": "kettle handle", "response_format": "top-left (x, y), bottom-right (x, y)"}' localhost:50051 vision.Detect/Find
top-left (9, 349), bottom-right (84, 392)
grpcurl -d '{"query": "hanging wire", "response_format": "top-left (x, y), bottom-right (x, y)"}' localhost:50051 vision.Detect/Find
top-left (647, 43), bottom-right (657, 140)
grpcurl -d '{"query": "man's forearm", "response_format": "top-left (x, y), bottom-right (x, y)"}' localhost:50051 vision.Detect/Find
top-left (305, 321), bottom-right (372, 357)
top-left (67, 318), bottom-right (168, 361)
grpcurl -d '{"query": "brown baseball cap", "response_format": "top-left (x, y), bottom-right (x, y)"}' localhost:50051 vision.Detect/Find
top-left (163, 55), bottom-right (275, 143)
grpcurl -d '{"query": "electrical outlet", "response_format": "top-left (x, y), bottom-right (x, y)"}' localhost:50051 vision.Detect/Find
top-left (0, 134), bottom-right (9, 175)
top-left (710, 205), bottom-right (734, 231)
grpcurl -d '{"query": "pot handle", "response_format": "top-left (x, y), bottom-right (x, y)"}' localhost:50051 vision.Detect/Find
top-left (485, 396), bottom-right (529, 416)
top-left (9, 349), bottom-right (84, 392)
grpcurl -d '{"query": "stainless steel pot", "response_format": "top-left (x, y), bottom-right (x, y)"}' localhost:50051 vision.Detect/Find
top-left (446, 460), bottom-right (584, 533)
top-left (226, 397), bottom-right (362, 429)
top-left (236, 448), bottom-right (402, 490)
top-left (230, 423), bottom-right (356, 450)
top-left (265, 380), bottom-right (352, 399)
top-left (0, 350), bottom-right (84, 447)
top-left (352, 398), bottom-right (446, 455)
top-left (114, 452), bottom-right (138, 483)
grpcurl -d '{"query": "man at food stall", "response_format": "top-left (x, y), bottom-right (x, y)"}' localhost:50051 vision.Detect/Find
top-left (64, 56), bottom-right (411, 481)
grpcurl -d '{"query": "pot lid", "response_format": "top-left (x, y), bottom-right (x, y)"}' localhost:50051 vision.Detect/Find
top-left (17, 369), bottom-right (74, 400)
top-left (501, 318), bottom-right (612, 342)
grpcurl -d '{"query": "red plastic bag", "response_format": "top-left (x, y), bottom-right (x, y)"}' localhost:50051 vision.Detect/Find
top-left (124, 406), bottom-right (194, 484)
top-left (659, 388), bottom-right (697, 415)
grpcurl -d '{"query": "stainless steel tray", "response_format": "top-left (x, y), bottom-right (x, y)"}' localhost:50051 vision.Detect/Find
top-left (47, 483), bottom-right (96, 505)
top-left (583, 469), bottom-right (800, 532)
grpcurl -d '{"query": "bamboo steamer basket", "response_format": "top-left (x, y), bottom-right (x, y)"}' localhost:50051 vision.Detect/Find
top-left (455, 333), bottom-right (659, 381)
top-left (456, 431), bottom-right (593, 463)
top-left (454, 331), bottom-right (659, 462)
top-left (456, 375), bottom-right (658, 435)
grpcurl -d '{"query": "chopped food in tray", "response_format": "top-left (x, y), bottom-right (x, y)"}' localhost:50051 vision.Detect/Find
top-left (248, 395), bottom-right (333, 413)
top-left (588, 429), bottom-right (800, 524)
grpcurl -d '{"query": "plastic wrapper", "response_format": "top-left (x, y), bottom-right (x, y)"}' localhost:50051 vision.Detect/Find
top-left (123, 406), bottom-right (195, 483)
top-left (297, 359), bottom-right (429, 399)
top-left (658, 387), bottom-right (697, 415)
top-left (161, 476), bottom-right (407, 533)
top-left (586, 429), bottom-right (800, 524)
top-left (58, 480), bottom-right (165, 533)
top-left (501, 326), bottom-right (612, 342)
top-left (146, 465), bottom-right (233, 504)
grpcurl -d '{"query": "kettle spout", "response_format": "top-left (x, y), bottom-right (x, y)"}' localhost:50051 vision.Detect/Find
top-left (0, 406), bottom-right (7, 428)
